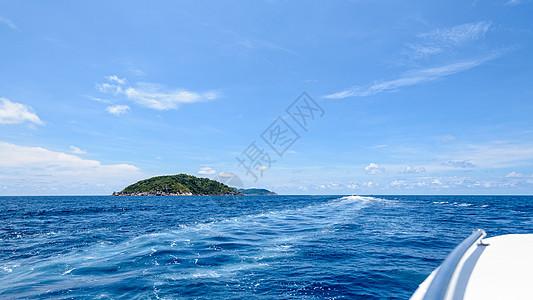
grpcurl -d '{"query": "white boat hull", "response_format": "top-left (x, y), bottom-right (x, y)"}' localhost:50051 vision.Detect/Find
top-left (411, 231), bottom-right (533, 299)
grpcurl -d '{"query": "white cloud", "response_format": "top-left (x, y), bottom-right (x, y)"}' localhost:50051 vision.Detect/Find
top-left (347, 183), bottom-right (359, 190)
top-left (198, 167), bottom-right (216, 175)
top-left (0, 141), bottom-right (142, 194)
top-left (106, 105), bottom-right (130, 115)
top-left (96, 76), bottom-right (219, 110)
top-left (70, 146), bottom-right (87, 154)
top-left (403, 165), bottom-right (426, 174)
top-left (365, 163), bottom-right (384, 175)
top-left (0, 98), bottom-right (44, 125)
top-left (443, 160), bottom-right (476, 168)
top-left (506, 171), bottom-right (524, 178)
top-left (362, 181), bottom-right (378, 188)
top-left (218, 172), bottom-right (233, 178)
top-left (432, 179), bottom-right (443, 185)
top-left (106, 75), bottom-right (127, 85)
top-left (0, 142), bottom-right (138, 171)
top-left (124, 83), bottom-right (218, 110)
top-left (390, 180), bottom-right (406, 187)
top-left (0, 16), bottom-right (17, 30)
top-left (96, 82), bottom-right (123, 95)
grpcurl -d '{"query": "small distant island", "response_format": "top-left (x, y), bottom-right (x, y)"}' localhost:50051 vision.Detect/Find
top-left (112, 174), bottom-right (276, 196)
top-left (237, 188), bottom-right (277, 195)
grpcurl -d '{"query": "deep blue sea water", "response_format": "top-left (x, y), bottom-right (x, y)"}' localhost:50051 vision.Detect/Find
top-left (1, 195), bottom-right (532, 299)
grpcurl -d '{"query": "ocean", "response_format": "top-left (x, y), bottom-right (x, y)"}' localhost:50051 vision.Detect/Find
top-left (1, 195), bottom-right (531, 299)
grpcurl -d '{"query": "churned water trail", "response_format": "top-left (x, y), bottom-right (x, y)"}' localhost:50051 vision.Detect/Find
top-left (1, 195), bottom-right (532, 299)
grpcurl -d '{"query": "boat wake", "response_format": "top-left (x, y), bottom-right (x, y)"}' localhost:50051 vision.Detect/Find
top-left (0, 195), bottom-right (384, 298)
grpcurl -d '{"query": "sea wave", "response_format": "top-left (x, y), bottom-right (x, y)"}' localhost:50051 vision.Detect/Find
top-left (0, 195), bottom-right (377, 298)
top-left (2, 195), bottom-right (530, 298)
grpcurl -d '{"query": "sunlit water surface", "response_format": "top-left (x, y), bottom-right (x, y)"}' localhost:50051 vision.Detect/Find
top-left (1, 195), bottom-right (532, 299)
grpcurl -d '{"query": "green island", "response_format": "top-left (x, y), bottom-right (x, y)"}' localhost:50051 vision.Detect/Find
top-left (112, 173), bottom-right (276, 196)
top-left (236, 188), bottom-right (278, 195)
top-left (112, 174), bottom-right (239, 196)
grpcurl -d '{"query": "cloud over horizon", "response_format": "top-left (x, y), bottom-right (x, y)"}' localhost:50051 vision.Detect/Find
top-left (198, 167), bottom-right (216, 175)
top-left (0, 141), bottom-right (143, 194)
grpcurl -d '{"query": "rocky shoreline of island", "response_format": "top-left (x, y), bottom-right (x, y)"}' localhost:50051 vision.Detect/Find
top-left (111, 190), bottom-right (195, 196)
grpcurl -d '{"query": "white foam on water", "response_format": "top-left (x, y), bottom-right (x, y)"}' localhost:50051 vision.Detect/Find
top-left (1, 266), bottom-right (14, 273)
top-left (432, 201), bottom-right (487, 208)
top-left (62, 268), bottom-right (75, 275)
top-left (0, 195), bottom-right (382, 297)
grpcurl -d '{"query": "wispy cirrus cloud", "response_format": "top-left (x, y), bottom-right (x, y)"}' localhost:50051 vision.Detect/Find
top-left (405, 21), bottom-right (492, 60)
top-left (505, 0), bottom-right (530, 6)
top-left (0, 16), bottom-right (17, 30)
top-left (324, 52), bottom-right (502, 99)
top-left (86, 95), bottom-right (111, 104)
top-left (324, 21), bottom-right (502, 100)
top-left (0, 98), bottom-right (44, 125)
top-left (96, 76), bottom-right (219, 110)
top-left (418, 21), bottom-right (491, 47)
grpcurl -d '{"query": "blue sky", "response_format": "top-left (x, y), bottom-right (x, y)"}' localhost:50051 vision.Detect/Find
top-left (1, 0), bottom-right (533, 195)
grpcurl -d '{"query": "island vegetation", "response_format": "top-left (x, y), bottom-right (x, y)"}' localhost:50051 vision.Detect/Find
top-left (112, 174), bottom-right (240, 196)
